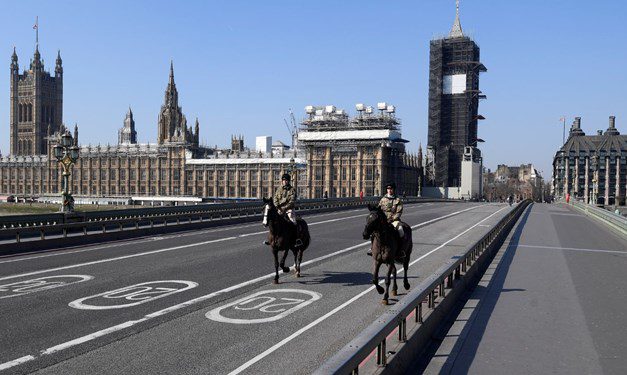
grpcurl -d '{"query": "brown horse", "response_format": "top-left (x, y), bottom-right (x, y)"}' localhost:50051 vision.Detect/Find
top-left (262, 198), bottom-right (311, 284)
top-left (363, 204), bottom-right (412, 305)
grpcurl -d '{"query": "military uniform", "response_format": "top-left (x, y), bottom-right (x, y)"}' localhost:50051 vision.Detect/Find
top-left (273, 181), bottom-right (297, 225)
top-left (379, 194), bottom-right (404, 238)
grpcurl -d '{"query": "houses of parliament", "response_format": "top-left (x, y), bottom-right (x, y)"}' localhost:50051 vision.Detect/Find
top-left (0, 43), bottom-right (421, 202)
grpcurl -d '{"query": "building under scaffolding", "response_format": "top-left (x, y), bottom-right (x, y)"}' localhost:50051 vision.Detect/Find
top-left (427, 2), bottom-right (486, 188)
top-left (297, 103), bottom-right (421, 198)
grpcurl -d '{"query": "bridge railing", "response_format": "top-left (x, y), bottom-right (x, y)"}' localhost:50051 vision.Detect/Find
top-left (315, 200), bottom-right (532, 375)
top-left (568, 200), bottom-right (627, 236)
top-left (0, 197), bottom-right (446, 248)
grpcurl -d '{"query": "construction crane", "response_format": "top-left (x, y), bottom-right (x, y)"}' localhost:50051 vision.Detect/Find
top-left (283, 109), bottom-right (298, 149)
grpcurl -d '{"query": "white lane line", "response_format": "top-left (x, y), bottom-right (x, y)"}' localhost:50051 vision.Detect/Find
top-left (0, 204), bottom-right (476, 281)
top-left (0, 204), bottom-right (489, 371)
top-left (228, 205), bottom-right (509, 374)
top-left (0, 355), bottom-right (35, 371)
top-left (0, 237), bottom-right (235, 282)
top-left (0, 207), bottom-right (370, 265)
top-left (517, 244), bottom-right (627, 255)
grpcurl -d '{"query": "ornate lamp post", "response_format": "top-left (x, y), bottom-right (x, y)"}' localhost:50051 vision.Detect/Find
top-left (54, 131), bottom-right (80, 213)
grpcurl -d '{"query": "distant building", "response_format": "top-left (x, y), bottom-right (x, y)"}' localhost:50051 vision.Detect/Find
top-left (553, 116), bottom-right (627, 205)
top-left (426, 1), bottom-right (486, 188)
top-left (271, 140), bottom-right (289, 154)
top-left (256, 136), bottom-right (272, 153)
top-left (297, 103), bottom-right (421, 198)
top-left (484, 163), bottom-right (543, 202)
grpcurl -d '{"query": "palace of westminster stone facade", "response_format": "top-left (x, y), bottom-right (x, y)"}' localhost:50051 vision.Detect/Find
top-left (0, 44), bottom-right (421, 201)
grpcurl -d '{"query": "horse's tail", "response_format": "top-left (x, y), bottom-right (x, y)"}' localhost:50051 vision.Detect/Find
top-left (296, 219), bottom-right (310, 250)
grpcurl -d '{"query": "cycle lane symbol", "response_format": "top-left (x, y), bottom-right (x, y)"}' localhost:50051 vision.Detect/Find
top-left (69, 280), bottom-right (198, 310)
top-left (0, 275), bottom-right (94, 300)
top-left (206, 289), bottom-right (322, 324)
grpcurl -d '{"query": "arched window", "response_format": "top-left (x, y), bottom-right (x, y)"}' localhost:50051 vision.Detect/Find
top-left (28, 104), bottom-right (33, 122)
top-left (18, 104), bottom-right (21, 122)
top-left (27, 140), bottom-right (32, 155)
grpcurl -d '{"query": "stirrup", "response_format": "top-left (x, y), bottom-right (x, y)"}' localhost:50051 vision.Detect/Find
top-left (263, 240), bottom-right (270, 246)
top-left (295, 239), bottom-right (303, 247)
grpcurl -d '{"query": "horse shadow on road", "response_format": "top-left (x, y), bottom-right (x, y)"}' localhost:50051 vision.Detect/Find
top-left (296, 271), bottom-right (373, 287)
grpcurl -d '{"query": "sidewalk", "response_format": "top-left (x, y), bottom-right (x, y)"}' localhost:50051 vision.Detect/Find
top-left (418, 203), bottom-right (627, 375)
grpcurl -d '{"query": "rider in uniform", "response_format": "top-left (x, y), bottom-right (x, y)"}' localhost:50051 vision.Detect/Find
top-left (274, 173), bottom-right (297, 225)
top-left (367, 182), bottom-right (404, 256)
top-left (265, 173), bottom-right (301, 246)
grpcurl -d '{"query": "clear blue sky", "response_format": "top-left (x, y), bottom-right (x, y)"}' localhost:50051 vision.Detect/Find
top-left (1, 0), bottom-right (626, 179)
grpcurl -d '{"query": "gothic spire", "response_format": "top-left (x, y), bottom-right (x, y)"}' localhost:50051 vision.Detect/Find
top-left (164, 61), bottom-right (178, 105)
top-left (11, 47), bottom-right (18, 71)
top-left (169, 60), bottom-right (175, 87)
top-left (73, 123), bottom-right (79, 146)
top-left (449, 0), bottom-right (464, 38)
top-left (55, 50), bottom-right (63, 75)
top-left (31, 43), bottom-right (43, 71)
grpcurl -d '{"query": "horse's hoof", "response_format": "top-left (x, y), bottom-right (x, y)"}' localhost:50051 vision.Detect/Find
top-left (282, 266), bottom-right (290, 273)
top-left (391, 290), bottom-right (397, 297)
top-left (273, 279), bottom-right (279, 284)
top-left (375, 285), bottom-right (385, 295)
top-left (404, 282), bottom-right (411, 290)
top-left (381, 299), bottom-right (388, 305)
top-left (296, 272), bottom-right (301, 278)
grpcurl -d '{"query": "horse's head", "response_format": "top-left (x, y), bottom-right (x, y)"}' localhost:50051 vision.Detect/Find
top-left (262, 197), bottom-right (278, 227)
top-left (363, 203), bottom-right (386, 239)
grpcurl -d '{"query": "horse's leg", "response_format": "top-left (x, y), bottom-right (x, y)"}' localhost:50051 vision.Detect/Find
top-left (273, 249), bottom-right (280, 284)
top-left (279, 249), bottom-right (290, 273)
top-left (391, 263), bottom-right (398, 297)
top-left (382, 264), bottom-right (393, 305)
top-left (295, 249), bottom-right (303, 277)
top-left (373, 260), bottom-right (384, 295)
top-left (403, 258), bottom-right (411, 290)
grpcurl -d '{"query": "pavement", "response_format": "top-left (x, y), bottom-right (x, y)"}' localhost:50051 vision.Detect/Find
top-left (0, 201), bottom-right (512, 374)
top-left (419, 203), bottom-right (627, 375)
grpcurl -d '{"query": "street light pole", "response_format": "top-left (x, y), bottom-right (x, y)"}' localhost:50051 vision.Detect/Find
top-left (54, 131), bottom-right (80, 213)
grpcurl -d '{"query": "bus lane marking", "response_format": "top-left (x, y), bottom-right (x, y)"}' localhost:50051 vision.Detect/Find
top-left (69, 280), bottom-right (197, 310)
top-left (0, 275), bottom-right (93, 300)
top-left (206, 289), bottom-right (321, 324)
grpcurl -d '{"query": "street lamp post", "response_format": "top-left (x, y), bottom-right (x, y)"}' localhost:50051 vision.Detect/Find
top-left (54, 131), bottom-right (80, 213)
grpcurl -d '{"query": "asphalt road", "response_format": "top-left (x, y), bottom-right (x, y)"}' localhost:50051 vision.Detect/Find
top-left (419, 203), bottom-right (627, 375)
top-left (0, 201), bottom-right (512, 374)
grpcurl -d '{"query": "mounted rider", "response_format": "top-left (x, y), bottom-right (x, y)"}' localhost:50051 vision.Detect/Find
top-left (273, 173), bottom-right (297, 225)
top-left (265, 172), bottom-right (302, 247)
top-left (379, 182), bottom-right (404, 239)
top-left (367, 181), bottom-right (404, 256)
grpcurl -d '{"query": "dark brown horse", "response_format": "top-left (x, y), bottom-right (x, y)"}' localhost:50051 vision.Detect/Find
top-left (262, 198), bottom-right (311, 284)
top-left (363, 204), bottom-right (412, 304)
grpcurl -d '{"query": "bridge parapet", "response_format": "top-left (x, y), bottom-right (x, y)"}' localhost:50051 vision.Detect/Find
top-left (567, 200), bottom-right (627, 237)
top-left (315, 200), bottom-right (532, 375)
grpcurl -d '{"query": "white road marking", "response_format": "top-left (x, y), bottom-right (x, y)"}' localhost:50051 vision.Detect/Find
top-left (227, 205), bottom-right (509, 374)
top-left (517, 244), bottom-right (627, 255)
top-left (0, 275), bottom-right (93, 300)
top-left (206, 289), bottom-right (321, 324)
top-left (0, 206), bottom-right (369, 265)
top-left (0, 355), bottom-right (35, 370)
top-left (69, 281), bottom-right (198, 310)
top-left (0, 203), bottom-right (488, 371)
top-left (0, 204), bottom-right (478, 282)
top-left (0, 237), bottom-right (235, 282)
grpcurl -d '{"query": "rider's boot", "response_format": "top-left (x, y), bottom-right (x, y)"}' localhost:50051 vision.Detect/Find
top-left (263, 240), bottom-right (270, 246)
